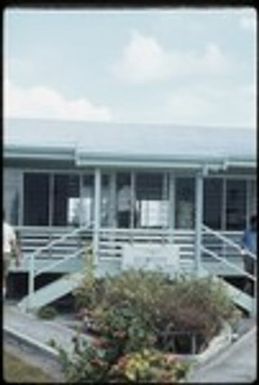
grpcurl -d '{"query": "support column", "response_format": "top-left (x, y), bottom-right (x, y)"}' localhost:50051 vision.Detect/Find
top-left (93, 168), bottom-right (101, 264)
top-left (109, 172), bottom-right (117, 228)
top-left (20, 172), bottom-right (24, 226)
top-left (195, 173), bottom-right (203, 276)
top-left (130, 171), bottom-right (136, 229)
top-left (168, 172), bottom-right (175, 243)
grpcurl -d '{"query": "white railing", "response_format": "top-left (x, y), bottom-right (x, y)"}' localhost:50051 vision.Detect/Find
top-left (98, 227), bottom-right (196, 260)
top-left (16, 225), bottom-right (93, 259)
top-left (202, 224), bottom-right (257, 313)
top-left (202, 225), bottom-right (256, 260)
top-left (24, 225), bottom-right (93, 309)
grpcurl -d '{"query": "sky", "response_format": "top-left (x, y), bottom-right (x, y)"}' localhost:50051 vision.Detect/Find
top-left (4, 7), bottom-right (257, 129)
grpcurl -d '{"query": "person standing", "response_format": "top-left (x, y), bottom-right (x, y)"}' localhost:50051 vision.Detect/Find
top-left (117, 184), bottom-right (131, 228)
top-left (3, 212), bottom-right (21, 298)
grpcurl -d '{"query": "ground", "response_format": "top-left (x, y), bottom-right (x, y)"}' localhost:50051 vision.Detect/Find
top-left (3, 350), bottom-right (57, 383)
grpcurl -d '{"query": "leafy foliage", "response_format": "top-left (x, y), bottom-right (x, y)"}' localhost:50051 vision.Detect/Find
top-left (57, 254), bottom-right (239, 382)
top-left (36, 305), bottom-right (58, 320)
top-left (75, 267), bottom-right (238, 353)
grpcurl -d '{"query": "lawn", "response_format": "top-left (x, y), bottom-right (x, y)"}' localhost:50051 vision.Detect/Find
top-left (3, 351), bottom-right (57, 383)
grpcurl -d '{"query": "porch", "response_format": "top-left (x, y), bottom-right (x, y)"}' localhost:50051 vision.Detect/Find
top-left (4, 165), bottom-right (256, 313)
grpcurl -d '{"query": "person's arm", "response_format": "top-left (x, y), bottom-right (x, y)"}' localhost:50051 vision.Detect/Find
top-left (14, 241), bottom-right (21, 267)
top-left (241, 230), bottom-right (248, 255)
top-left (11, 231), bottom-right (21, 267)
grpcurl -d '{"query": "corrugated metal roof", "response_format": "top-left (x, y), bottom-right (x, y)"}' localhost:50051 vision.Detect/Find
top-left (4, 118), bottom-right (256, 163)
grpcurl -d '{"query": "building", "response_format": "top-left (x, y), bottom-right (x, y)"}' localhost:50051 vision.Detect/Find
top-left (3, 118), bottom-right (257, 312)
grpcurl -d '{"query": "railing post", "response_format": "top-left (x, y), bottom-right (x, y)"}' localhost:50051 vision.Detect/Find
top-left (28, 254), bottom-right (35, 310)
top-left (191, 333), bottom-right (197, 355)
top-left (93, 168), bottom-right (101, 265)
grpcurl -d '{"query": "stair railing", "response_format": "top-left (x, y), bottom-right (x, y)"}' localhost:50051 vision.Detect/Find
top-left (202, 224), bottom-right (257, 315)
top-left (202, 224), bottom-right (256, 260)
top-left (24, 225), bottom-right (93, 310)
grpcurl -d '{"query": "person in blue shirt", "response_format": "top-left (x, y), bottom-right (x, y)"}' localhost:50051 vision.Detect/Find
top-left (241, 215), bottom-right (257, 295)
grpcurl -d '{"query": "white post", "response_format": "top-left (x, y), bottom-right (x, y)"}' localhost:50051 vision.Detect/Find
top-left (195, 173), bottom-right (203, 276)
top-left (130, 171), bottom-right (136, 230)
top-left (93, 168), bottom-right (101, 265)
top-left (28, 254), bottom-right (35, 310)
top-left (110, 172), bottom-right (117, 228)
top-left (168, 172), bottom-right (175, 243)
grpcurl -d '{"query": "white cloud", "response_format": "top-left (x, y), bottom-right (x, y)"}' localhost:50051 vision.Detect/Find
top-left (4, 79), bottom-right (113, 122)
top-left (166, 82), bottom-right (256, 128)
top-left (240, 14), bottom-right (257, 32)
top-left (112, 31), bottom-right (231, 84)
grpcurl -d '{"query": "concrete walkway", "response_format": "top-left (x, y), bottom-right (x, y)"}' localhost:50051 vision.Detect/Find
top-left (3, 304), bottom-right (86, 356)
top-left (187, 325), bottom-right (257, 383)
top-left (3, 303), bottom-right (90, 382)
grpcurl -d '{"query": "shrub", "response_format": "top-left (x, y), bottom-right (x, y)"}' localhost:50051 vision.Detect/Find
top-left (57, 264), bottom-right (239, 382)
top-left (57, 339), bottom-right (190, 383)
top-left (37, 305), bottom-right (58, 320)
top-left (74, 269), bottom-right (238, 354)
top-left (109, 349), bottom-right (190, 383)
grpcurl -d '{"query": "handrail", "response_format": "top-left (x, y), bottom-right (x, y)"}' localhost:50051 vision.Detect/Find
top-left (22, 225), bottom-right (93, 310)
top-left (202, 224), bottom-right (256, 260)
top-left (28, 225), bottom-right (92, 260)
top-left (201, 245), bottom-right (256, 282)
top-left (35, 244), bottom-right (91, 277)
top-left (99, 228), bottom-right (195, 234)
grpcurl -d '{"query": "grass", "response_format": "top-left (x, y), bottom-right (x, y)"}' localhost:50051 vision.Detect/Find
top-left (3, 351), bottom-right (57, 383)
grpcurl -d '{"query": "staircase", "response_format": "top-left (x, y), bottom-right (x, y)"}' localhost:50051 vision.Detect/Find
top-left (201, 225), bottom-right (257, 316)
top-left (18, 272), bottom-right (84, 310)
top-left (17, 226), bottom-right (93, 312)
top-left (17, 224), bottom-right (256, 316)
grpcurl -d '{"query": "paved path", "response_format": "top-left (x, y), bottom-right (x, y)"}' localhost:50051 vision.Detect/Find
top-left (187, 325), bottom-right (257, 383)
top-left (3, 304), bottom-right (85, 355)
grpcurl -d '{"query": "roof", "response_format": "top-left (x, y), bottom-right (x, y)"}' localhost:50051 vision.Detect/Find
top-left (4, 118), bottom-right (256, 169)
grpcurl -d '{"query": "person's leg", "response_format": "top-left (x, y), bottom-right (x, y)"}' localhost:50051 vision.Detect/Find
top-left (3, 254), bottom-right (10, 298)
top-left (244, 255), bottom-right (253, 295)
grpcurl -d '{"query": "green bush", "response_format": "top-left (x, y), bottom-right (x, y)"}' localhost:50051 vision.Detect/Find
top-left (109, 349), bottom-right (190, 383)
top-left (74, 269), bottom-right (238, 354)
top-left (57, 266), bottom-right (239, 382)
top-left (57, 339), bottom-right (190, 383)
top-left (37, 305), bottom-right (58, 320)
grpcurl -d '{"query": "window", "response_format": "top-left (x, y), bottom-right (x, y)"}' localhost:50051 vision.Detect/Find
top-left (53, 174), bottom-right (80, 226)
top-left (175, 178), bottom-right (195, 229)
top-left (23, 173), bottom-right (50, 226)
top-left (136, 173), bottom-right (168, 228)
top-left (3, 168), bottom-right (21, 225)
top-left (203, 179), bottom-right (223, 229)
top-left (226, 179), bottom-right (246, 230)
top-left (81, 175), bottom-right (94, 226)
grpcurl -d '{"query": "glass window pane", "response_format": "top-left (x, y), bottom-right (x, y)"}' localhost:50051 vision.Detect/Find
top-left (203, 178), bottom-right (223, 229)
top-left (136, 173), bottom-right (168, 228)
top-left (53, 174), bottom-right (79, 226)
top-left (226, 179), bottom-right (246, 230)
top-left (3, 168), bottom-right (21, 225)
top-left (81, 175), bottom-right (94, 227)
top-left (101, 173), bottom-right (116, 227)
top-left (23, 173), bottom-right (49, 226)
top-left (117, 173), bottom-right (131, 228)
top-left (175, 178), bottom-right (195, 229)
